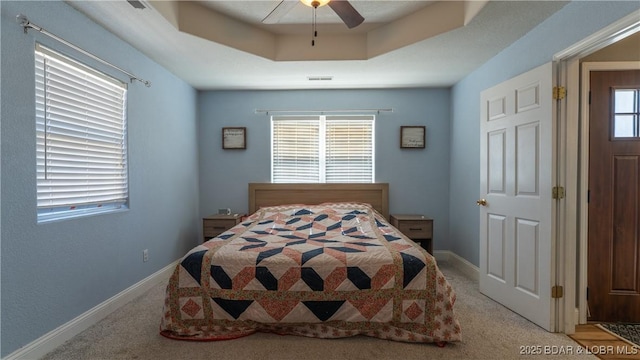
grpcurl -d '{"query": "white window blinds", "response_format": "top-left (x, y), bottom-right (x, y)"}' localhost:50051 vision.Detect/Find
top-left (272, 117), bottom-right (321, 183)
top-left (35, 44), bottom-right (128, 221)
top-left (325, 116), bottom-right (374, 183)
top-left (271, 115), bottom-right (374, 183)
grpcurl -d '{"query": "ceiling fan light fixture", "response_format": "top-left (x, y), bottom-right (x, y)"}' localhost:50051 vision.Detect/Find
top-left (300, 0), bottom-right (330, 8)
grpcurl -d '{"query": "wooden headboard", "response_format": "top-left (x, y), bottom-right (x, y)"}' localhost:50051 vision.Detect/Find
top-left (248, 183), bottom-right (389, 219)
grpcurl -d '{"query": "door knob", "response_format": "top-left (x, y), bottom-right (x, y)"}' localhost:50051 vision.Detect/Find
top-left (476, 199), bottom-right (487, 206)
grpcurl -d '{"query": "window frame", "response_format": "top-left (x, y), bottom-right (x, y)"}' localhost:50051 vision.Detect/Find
top-left (270, 114), bottom-right (375, 183)
top-left (35, 43), bottom-right (129, 223)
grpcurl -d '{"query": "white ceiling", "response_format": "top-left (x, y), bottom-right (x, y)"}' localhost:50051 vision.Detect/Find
top-left (65, 1), bottom-right (569, 90)
top-left (200, 0), bottom-right (437, 32)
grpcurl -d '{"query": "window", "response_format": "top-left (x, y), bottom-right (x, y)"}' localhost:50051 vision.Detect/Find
top-left (613, 88), bottom-right (640, 138)
top-left (271, 115), bottom-right (374, 183)
top-left (35, 44), bottom-right (128, 222)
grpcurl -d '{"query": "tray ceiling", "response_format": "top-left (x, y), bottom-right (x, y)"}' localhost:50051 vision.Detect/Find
top-left (65, 1), bottom-right (569, 90)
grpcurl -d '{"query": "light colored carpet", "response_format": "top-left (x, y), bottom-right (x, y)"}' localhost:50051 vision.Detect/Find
top-left (41, 261), bottom-right (594, 360)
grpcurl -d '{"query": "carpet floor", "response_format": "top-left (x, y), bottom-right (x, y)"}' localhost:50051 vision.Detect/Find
top-left (598, 323), bottom-right (640, 347)
top-left (41, 261), bottom-right (596, 360)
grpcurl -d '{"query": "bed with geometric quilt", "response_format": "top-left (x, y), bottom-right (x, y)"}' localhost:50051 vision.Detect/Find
top-left (160, 202), bottom-right (461, 344)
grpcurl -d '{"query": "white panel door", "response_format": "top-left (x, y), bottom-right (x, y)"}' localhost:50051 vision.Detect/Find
top-left (479, 62), bottom-right (555, 331)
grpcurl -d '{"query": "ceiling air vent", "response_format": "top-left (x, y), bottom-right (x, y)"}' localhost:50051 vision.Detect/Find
top-left (307, 76), bottom-right (333, 81)
top-left (127, 0), bottom-right (148, 10)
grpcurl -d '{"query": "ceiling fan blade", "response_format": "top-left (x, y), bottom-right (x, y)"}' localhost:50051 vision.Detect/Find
top-left (262, 0), bottom-right (299, 24)
top-left (328, 0), bottom-right (364, 29)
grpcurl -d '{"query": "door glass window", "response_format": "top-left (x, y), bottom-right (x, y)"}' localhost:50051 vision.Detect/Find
top-left (613, 88), bottom-right (639, 138)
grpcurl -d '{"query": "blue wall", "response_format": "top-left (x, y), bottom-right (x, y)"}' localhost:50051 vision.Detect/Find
top-left (198, 88), bottom-right (451, 244)
top-left (448, 1), bottom-right (640, 266)
top-left (1, 1), bottom-right (199, 356)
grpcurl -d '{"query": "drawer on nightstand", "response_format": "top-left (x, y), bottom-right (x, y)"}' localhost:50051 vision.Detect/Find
top-left (203, 214), bottom-right (244, 242)
top-left (203, 219), bottom-right (237, 237)
top-left (396, 220), bottom-right (432, 239)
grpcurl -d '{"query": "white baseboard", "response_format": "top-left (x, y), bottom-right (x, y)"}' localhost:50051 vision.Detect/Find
top-left (434, 250), bottom-right (479, 281)
top-left (4, 261), bottom-right (178, 360)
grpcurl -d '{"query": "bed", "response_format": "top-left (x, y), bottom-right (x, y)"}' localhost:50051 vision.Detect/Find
top-left (160, 183), bottom-right (461, 344)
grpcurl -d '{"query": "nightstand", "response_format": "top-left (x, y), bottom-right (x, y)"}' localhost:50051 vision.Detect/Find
top-left (390, 214), bottom-right (433, 255)
top-left (203, 214), bottom-right (244, 242)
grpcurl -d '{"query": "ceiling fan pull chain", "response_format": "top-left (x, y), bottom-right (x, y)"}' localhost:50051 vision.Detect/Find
top-left (311, 6), bottom-right (317, 46)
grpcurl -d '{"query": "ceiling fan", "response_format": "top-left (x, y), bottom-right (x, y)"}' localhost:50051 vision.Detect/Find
top-left (262, 0), bottom-right (365, 29)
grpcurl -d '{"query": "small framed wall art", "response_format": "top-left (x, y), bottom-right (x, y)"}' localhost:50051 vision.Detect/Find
top-left (400, 126), bottom-right (426, 149)
top-left (222, 127), bottom-right (246, 149)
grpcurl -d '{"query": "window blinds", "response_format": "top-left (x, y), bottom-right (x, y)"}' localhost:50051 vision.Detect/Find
top-left (325, 116), bottom-right (374, 183)
top-left (35, 44), bottom-right (128, 218)
top-left (271, 115), bottom-right (374, 183)
top-left (272, 117), bottom-right (321, 183)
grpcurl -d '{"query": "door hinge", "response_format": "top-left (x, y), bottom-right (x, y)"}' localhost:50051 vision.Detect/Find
top-left (552, 186), bottom-right (565, 200)
top-left (552, 285), bottom-right (564, 299)
top-left (553, 86), bottom-right (566, 100)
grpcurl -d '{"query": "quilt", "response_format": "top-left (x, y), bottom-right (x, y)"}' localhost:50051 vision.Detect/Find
top-left (160, 203), bottom-right (461, 343)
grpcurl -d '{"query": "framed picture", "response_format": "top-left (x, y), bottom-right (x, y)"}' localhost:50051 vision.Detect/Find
top-left (222, 127), bottom-right (246, 149)
top-left (400, 126), bottom-right (426, 148)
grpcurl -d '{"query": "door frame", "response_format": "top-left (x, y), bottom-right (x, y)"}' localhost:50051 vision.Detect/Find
top-left (553, 11), bottom-right (640, 333)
